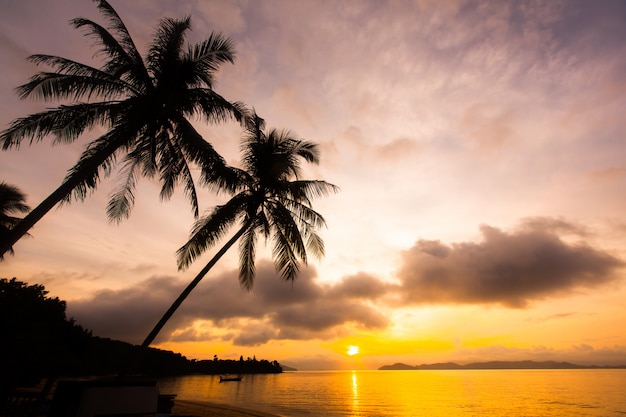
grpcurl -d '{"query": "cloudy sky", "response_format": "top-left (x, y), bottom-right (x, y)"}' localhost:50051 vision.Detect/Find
top-left (2, 0), bottom-right (626, 370)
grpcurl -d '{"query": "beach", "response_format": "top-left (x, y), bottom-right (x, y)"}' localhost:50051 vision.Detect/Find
top-left (172, 400), bottom-right (280, 417)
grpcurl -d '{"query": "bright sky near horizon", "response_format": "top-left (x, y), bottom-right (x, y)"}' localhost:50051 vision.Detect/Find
top-left (1, 0), bottom-right (626, 370)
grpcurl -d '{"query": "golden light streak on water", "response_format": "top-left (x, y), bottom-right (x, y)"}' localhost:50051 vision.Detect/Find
top-left (351, 371), bottom-right (359, 414)
top-left (158, 369), bottom-right (626, 416)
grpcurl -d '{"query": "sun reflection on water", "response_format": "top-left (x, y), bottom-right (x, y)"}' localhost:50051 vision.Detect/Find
top-left (351, 370), bottom-right (359, 412)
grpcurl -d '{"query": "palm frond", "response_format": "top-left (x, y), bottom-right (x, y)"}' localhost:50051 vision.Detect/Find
top-left (271, 222), bottom-right (301, 282)
top-left (184, 33), bottom-right (236, 87)
top-left (268, 203), bottom-right (307, 281)
top-left (0, 102), bottom-right (119, 149)
top-left (71, 17), bottom-right (136, 75)
top-left (17, 71), bottom-right (131, 102)
top-left (53, 101), bottom-right (132, 144)
top-left (187, 32), bottom-right (236, 66)
top-left (147, 17), bottom-right (191, 79)
top-left (62, 129), bottom-right (132, 202)
top-left (0, 217), bottom-right (23, 230)
top-left (24, 54), bottom-right (139, 94)
top-left (0, 182), bottom-right (30, 216)
top-left (178, 161), bottom-right (200, 218)
top-left (94, 0), bottom-right (145, 70)
top-left (0, 1), bottom-right (250, 261)
top-left (242, 111), bottom-right (266, 137)
top-left (157, 139), bottom-right (185, 197)
top-left (155, 129), bottom-right (200, 217)
top-left (238, 221), bottom-right (258, 290)
top-left (187, 89), bottom-right (248, 124)
top-left (304, 230), bottom-right (325, 259)
top-left (1, 111), bottom-right (62, 149)
top-left (71, 6), bottom-right (150, 89)
top-left (280, 198), bottom-right (328, 231)
top-left (271, 202), bottom-right (308, 260)
top-left (176, 193), bottom-right (248, 270)
top-left (284, 179), bottom-right (340, 201)
top-left (175, 119), bottom-right (241, 194)
top-left (291, 139), bottom-right (320, 164)
top-left (106, 155), bottom-right (140, 222)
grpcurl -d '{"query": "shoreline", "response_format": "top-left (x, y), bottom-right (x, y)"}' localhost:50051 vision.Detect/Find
top-left (172, 399), bottom-right (281, 417)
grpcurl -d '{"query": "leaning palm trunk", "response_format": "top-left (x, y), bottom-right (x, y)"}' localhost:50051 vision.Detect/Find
top-left (117, 221), bottom-right (251, 377)
top-left (122, 113), bottom-right (338, 377)
top-left (0, 181), bottom-right (76, 256)
top-left (0, 1), bottom-right (245, 258)
top-left (0, 137), bottom-right (124, 257)
top-left (140, 219), bottom-right (253, 349)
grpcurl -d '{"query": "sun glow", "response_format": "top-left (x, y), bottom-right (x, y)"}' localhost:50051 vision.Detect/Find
top-left (347, 345), bottom-right (360, 356)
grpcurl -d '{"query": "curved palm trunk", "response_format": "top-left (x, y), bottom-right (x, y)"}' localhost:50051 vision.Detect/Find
top-left (0, 139), bottom-right (124, 258)
top-left (140, 220), bottom-right (253, 349)
top-left (117, 221), bottom-right (252, 377)
top-left (0, 180), bottom-right (81, 256)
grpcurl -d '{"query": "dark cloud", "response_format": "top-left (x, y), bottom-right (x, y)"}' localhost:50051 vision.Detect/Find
top-left (273, 301), bottom-right (387, 333)
top-left (329, 272), bottom-right (392, 300)
top-left (395, 218), bottom-right (623, 308)
top-left (68, 261), bottom-right (389, 345)
top-left (232, 322), bottom-right (278, 346)
top-left (68, 276), bottom-right (185, 344)
top-left (67, 217), bottom-right (623, 347)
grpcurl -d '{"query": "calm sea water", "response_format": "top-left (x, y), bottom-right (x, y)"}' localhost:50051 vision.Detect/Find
top-left (157, 369), bottom-right (626, 416)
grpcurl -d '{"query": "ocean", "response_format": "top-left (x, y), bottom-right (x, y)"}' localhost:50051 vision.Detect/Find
top-left (157, 369), bottom-right (626, 416)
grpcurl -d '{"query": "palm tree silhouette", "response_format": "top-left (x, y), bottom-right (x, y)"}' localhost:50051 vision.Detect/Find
top-left (141, 113), bottom-right (339, 348)
top-left (0, 0), bottom-right (246, 258)
top-left (0, 182), bottom-right (30, 259)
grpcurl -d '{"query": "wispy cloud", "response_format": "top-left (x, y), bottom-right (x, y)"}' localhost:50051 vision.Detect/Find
top-left (3, 0), bottom-right (626, 367)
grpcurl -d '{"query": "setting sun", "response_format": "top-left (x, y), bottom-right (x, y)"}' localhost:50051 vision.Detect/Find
top-left (347, 345), bottom-right (360, 356)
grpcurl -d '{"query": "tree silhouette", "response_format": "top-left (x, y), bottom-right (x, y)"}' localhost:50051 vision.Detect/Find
top-left (0, 0), bottom-right (246, 258)
top-left (0, 278), bottom-right (91, 396)
top-left (140, 114), bottom-right (339, 348)
top-left (0, 182), bottom-right (30, 259)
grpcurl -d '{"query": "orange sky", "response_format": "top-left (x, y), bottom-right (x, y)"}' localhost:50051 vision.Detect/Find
top-left (1, 0), bottom-right (626, 370)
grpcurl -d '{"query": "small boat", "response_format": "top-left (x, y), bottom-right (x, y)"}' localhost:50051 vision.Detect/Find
top-left (219, 374), bottom-right (243, 382)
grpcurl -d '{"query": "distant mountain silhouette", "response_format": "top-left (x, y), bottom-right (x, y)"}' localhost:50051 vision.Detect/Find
top-left (379, 360), bottom-right (626, 370)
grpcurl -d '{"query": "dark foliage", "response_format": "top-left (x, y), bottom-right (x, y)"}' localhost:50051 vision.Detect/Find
top-left (0, 278), bottom-right (92, 394)
top-left (194, 357), bottom-right (282, 375)
top-left (0, 0), bottom-right (247, 258)
top-left (0, 182), bottom-right (30, 258)
top-left (0, 278), bottom-right (282, 399)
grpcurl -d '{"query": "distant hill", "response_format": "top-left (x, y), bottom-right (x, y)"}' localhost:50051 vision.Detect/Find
top-left (379, 360), bottom-right (626, 370)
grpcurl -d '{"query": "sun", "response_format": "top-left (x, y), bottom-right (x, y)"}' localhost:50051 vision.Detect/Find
top-left (347, 345), bottom-right (360, 356)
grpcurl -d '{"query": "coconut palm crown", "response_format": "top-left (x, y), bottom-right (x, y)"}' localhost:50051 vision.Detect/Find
top-left (140, 113), bottom-right (339, 348)
top-left (178, 113), bottom-right (339, 288)
top-left (0, 182), bottom-right (30, 259)
top-left (0, 0), bottom-right (246, 257)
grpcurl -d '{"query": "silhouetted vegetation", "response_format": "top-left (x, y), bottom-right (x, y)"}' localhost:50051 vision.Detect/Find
top-left (143, 113), bottom-right (339, 349)
top-left (0, 182), bottom-right (30, 259)
top-left (194, 356), bottom-right (282, 375)
top-left (0, 0), bottom-right (246, 258)
top-left (1, 278), bottom-right (282, 398)
top-left (0, 278), bottom-right (92, 396)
